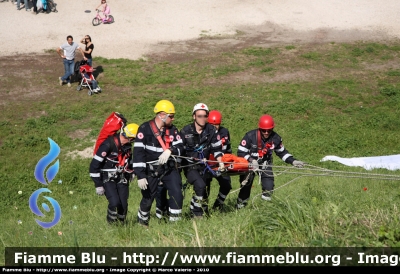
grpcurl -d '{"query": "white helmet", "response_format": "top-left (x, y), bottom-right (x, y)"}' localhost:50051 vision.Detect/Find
top-left (192, 103), bottom-right (209, 114)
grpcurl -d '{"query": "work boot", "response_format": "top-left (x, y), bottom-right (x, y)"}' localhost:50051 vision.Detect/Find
top-left (236, 197), bottom-right (248, 209)
top-left (261, 191), bottom-right (272, 201)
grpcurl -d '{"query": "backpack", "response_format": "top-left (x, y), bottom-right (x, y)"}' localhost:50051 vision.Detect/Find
top-left (93, 112), bottom-right (127, 156)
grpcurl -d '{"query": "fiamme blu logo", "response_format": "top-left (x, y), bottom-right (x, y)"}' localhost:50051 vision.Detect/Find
top-left (29, 138), bottom-right (62, 228)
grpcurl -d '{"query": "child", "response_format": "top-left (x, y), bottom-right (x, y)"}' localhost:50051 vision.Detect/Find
top-left (82, 68), bottom-right (100, 93)
top-left (96, 0), bottom-right (110, 22)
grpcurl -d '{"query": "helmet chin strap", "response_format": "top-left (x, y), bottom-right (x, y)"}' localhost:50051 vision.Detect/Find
top-left (195, 119), bottom-right (205, 128)
top-left (159, 115), bottom-right (168, 124)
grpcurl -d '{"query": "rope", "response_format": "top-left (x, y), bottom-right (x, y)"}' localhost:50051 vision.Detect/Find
top-left (145, 155), bottom-right (400, 205)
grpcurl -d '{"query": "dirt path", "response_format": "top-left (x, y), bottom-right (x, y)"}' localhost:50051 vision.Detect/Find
top-left (0, 0), bottom-right (399, 60)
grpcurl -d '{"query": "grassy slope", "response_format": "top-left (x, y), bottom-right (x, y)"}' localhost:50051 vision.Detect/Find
top-left (1, 41), bottom-right (400, 264)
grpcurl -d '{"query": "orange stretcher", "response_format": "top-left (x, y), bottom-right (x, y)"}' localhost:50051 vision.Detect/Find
top-left (208, 154), bottom-right (251, 176)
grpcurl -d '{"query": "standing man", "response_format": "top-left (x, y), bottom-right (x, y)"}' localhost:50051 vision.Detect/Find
top-left (180, 103), bottom-right (226, 218)
top-left (89, 123), bottom-right (139, 224)
top-left (56, 35), bottom-right (86, 87)
top-left (133, 100), bottom-right (184, 228)
top-left (236, 114), bottom-right (305, 208)
top-left (205, 110), bottom-right (232, 211)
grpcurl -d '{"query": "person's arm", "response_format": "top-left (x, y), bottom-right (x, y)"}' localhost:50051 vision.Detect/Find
top-left (56, 47), bottom-right (65, 58)
top-left (78, 47), bottom-right (87, 60)
top-left (132, 125), bottom-right (148, 180)
top-left (89, 141), bottom-right (110, 188)
top-left (209, 126), bottom-right (224, 162)
top-left (237, 132), bottom-right (254, 161)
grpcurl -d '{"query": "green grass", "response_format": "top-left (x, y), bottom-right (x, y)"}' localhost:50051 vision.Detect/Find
top-left (1, 40), bottom-right (400, 264)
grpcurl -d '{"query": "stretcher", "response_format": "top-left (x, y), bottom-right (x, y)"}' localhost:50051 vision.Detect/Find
top-left (207, 154), bottom-right (252, 177)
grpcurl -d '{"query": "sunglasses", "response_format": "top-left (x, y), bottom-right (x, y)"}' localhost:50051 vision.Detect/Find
top-left (167, 113), bottom-right (175, 119)
top-left (122, 132), bottom-right (135, 140)
top-left (260, 128), bottom-right (273, 133)
top-left (196, 115), bottom-right (208, 118)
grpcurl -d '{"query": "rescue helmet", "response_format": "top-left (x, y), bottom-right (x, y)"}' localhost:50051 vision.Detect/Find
top-left (192, 103), bottom-right (209, 115)
top-left (208, 110), bottom-right (222, 125)
top-left (258, 114), bottom-right (275, 130)
top-left (122, 123), bottom-right (139, 138)
top-left (154, 100), bottom-right (175, 114)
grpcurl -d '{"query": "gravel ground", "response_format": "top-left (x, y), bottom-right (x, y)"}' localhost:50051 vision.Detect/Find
top-left (1, 0), bottom-right (400, 60)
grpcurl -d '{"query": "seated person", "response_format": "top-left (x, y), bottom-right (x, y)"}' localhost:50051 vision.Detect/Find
top-left (83, 71), bottom-right (100, 92)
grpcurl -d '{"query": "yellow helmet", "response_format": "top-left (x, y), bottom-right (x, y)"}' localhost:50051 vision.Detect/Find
top-left (154, 100), bottom-right (175, 114)
top-left (122, 123), bottom-right (139, 138)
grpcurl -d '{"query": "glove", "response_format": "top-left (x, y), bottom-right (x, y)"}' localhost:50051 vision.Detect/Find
top-left (96, 186), bottom-right (105, 196)
top-left (138, 178), bottom-right (148, 190)
top-left (218, 162), bottom-right (226, 173)
top-left (293, 160), bottom-right (305, 168)
top-left (158, 149), bottom-right (172, 165)
top-left (250, 159), bottom-right (259, 170)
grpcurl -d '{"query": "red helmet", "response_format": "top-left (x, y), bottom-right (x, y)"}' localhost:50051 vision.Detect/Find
top-left (208, 110), bottom-right (222, 125)
top-left (258, 114), bottom-right (275, 130)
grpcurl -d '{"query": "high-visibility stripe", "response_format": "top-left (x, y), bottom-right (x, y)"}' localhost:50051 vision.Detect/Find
top-left (169, 208), bottom-right (181, 214)
top-left (132, 163), bottom-right (146, 167)
top-left (145, 145), bottom-right (164, 152)
top-left (276, 146), bottom-right (285, 152)
top-left (90, 173), bottom-right (100, 177)
top-left (191, 201), bottom-right (201, 207)
top-left (134, 142), bottom-right (145, 148)
top-left (282, 154), bottom-right (292, 161)
top-left (137, 212), bottom-right (149, 221)
top-left (211, 140), bottom-right (222, 147)
top-left (172, 139), bottom-right (183, 146)
top-left (93, 155), bottom-right (103, 162)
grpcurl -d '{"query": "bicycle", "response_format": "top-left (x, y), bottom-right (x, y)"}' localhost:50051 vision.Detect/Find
top-left (92, 9), bottom-right (114, 26)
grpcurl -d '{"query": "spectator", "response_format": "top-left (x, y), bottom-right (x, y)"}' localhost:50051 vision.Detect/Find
top-left (82, 70), bottom-right (99, 92)
top-left (80, 35), bottom-right (94, 67)
top-left (16, 0), bottom-right (29, 11)
top-left (56, 35), bottom-right (86, 87)
top-left (32, 0), bottom-right (38, 15)
top-left (96, 0), bottom-right (110, 22)
top-left (40, 0), bottom-right (49, 14)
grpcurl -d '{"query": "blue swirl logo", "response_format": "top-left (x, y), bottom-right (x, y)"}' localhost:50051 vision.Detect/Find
top-left (34, 138), bottom-right (60, 185)
top-left (29, 138), bottom-right (62, 229)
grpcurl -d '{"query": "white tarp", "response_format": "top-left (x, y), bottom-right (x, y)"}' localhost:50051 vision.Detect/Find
top-left (320, 155), bottom-right (400, 171)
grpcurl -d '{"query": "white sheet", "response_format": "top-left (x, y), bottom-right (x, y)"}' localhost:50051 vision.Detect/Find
top-left (320, 155), bottom-right (400, 171)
